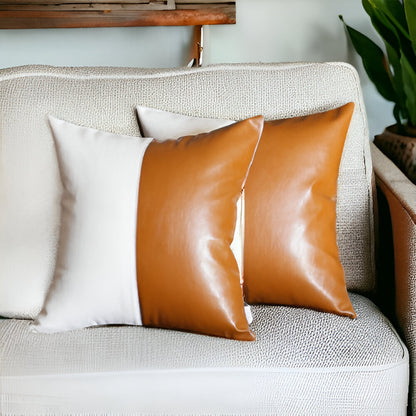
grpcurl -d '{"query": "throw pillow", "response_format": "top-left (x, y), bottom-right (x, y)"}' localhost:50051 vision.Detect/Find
top-left (31, 115), bottom-right (264, 340)
top-left (136, 104), bottom-right (356, 318)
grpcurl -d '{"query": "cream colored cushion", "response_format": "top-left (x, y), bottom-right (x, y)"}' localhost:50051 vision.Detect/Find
top-left (33, 116), bottom-right (262, 340)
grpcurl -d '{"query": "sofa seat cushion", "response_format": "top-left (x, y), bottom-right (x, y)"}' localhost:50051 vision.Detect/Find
top-left (0, 293), bottom-right (408, 415)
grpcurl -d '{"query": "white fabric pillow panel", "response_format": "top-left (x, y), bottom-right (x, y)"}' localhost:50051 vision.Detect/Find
top-left (137, 105), bottom-right (234, 139)
top-left (32, 117), bottom-right (151, 332)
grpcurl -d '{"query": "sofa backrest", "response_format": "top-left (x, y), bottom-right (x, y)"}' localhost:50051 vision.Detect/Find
top-left (0, 63), bottom-right (374, 318)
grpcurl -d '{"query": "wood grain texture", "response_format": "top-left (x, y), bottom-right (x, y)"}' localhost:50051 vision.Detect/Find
top-left (0, 1), bottom-right (235, 28)
top-left (0, 1), bottom-right (173, 4)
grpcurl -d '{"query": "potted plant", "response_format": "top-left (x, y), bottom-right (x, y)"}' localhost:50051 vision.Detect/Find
top-left (340, 0), bottom-right (416, 184)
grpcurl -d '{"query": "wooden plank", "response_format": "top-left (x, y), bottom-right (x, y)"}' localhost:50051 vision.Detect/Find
top-left (0, 1), bottom-right (235, 28)
top-left (0, 6), bottom-right (235, 28)
top-left (176, 4), bottom-right (233, 10)
top-left (178, 0), bottom-right (232, 3)
top-left (0, 4), bottom-right (176, 11)
top-left (0, 1), bottom-right (168, 4)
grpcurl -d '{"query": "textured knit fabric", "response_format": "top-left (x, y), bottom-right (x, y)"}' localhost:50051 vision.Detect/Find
top-left (0, 63), bottom-right (374, 318)
top-left (0, 294), bottom-right (408, 415)
top-left (374, 127), bottom-right (416, 184)
top-left (372, 143), bottom-right (416, 413)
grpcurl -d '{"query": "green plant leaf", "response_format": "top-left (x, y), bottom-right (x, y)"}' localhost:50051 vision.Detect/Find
top-left (404, 0), bottom-right (416, 54)
top-left (362, 0), bottom-right (400, 51)
top-left (400, 53), bottom-right (416, 126)
top-left (340, 16), bottom-right (397, 102)
top-left (363, 0), bottom-right (416, 66)
top-left (393, 103), bottom-right (403, 125)
top-left (386, 43), bottom-right (408, 124)
top-left (363, 0), bottom-right (409, 85)
top-left (367, 0), bottom-right (409, 40)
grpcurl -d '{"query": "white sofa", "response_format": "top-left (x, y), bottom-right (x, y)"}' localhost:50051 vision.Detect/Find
top-left (0, 63), bottom-right (410, 415)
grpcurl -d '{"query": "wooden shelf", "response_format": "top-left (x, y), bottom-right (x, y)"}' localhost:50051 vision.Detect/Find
top-left (0, 1), bottom-right (236, 29)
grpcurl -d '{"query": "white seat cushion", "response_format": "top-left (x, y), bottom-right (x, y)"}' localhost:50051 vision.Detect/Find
top-left (0, 293), bottom-right (408, 415)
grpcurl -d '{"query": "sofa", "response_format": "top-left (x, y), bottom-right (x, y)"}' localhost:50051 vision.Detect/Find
top-left (372, 142), bottom-right (416, 413)
top-left (0, 62), bottom-right (410, 415)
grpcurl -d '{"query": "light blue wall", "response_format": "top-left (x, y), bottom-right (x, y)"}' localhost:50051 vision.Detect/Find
top-left (0, 26), bottom-right (193, 68)
top-left (0, 0), bottom-right (394, 136)
top-left (203, 0), bottom-right (394, 137)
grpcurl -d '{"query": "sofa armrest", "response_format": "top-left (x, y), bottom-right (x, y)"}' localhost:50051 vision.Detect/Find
top-left (371, 142), bottom-right (416, 321)
top-left (371, 142), bottom-right (416, 408)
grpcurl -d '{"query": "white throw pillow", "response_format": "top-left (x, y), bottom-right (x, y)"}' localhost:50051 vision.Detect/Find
top-left (137, 106), bottom-right (234, 139)
top-left (32, 116), bottom-right (261, 338)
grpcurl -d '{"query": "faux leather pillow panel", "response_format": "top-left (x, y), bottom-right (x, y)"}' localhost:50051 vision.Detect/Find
top-left (137, 106), bottom-right (245, 288)
top-left (136, 118), bottom-right (264, 340)
top-left (33, 116), bottom-right (263, 340)
top-left (244, 104), bottom-right (355, 317)
top-left (136, 104), bottom-right (356, 317)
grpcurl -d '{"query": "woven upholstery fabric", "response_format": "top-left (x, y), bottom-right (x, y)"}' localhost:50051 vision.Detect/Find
top-left (0, 294), bottom-right (408, 415)
top-left (0, 63), bottom-right (374, 319)
top-left (372, 143), bottom-right (416, 412)
top-left (374, 127), bottom-right (416, 184)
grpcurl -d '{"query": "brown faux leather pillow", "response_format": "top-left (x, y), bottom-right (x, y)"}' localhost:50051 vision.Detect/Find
top-left (243, 103), bottom-right (355, 317)
top-left (33, 115), bottom-right (263, 341)
top-left (137, 116), bottom-right (264, 340)
top-left (137, 103), bottom-right (356, 318)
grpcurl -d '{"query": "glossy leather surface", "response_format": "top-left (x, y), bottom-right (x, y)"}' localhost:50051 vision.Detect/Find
top-left (244, 103), bottom-right (356, 317)
top-left (136, 116), bottom-right (264, 340)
